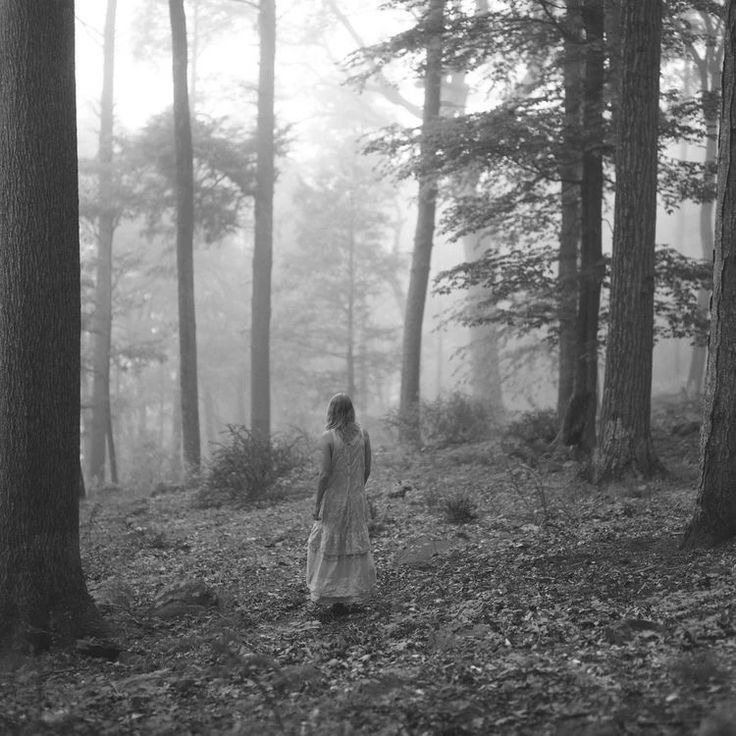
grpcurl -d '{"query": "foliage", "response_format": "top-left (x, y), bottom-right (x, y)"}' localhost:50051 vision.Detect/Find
top-left (382, 392), bottom-right (492, 448)
top-left (272, 140), bottom-right (404, 418)
top-left (196, 425), bottom-right (309, 507)
top-left (436, 244), bottom-right (712, 345)
top-left (118, 111), bottom-right (260, 243)
top-left (420, 392), bottom-right (492, 448)
top-left (442, 490), bottom-right (478, 524)
top-left (506, 408), bottom-right (559, 447)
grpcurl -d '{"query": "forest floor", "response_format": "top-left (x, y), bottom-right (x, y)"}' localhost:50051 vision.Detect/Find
top-left (3, 406), bottom-right (736, 735)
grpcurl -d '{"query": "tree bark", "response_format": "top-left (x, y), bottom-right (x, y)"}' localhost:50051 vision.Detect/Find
top-left (251, 0), bottom-right (276, 440)
top-left (560, 0), bottom-right (605, 454)
top-left (686, 21), bottom-right (722, 396)
top-left (88, 0), bottom-right (117, 487)
top-left (399, 0), bottom-right (444, 444)
top-left (593, 0), bottom-right (663, 482)
top-left (683, 2), bottom-right (736, 548)
top-left (170, 0), bottom-right (201, 471)
top-left (0, 0), bottom-right (103, 648)
top-left (557, 0), bottom-right (583, 421)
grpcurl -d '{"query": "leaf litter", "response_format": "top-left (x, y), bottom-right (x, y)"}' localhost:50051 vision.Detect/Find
top-left (1, 434), bottom-right (734, 734)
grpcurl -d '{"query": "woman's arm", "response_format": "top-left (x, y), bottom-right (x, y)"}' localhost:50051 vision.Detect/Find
top-left (363, 429), bottom-right (372, 484)
top-left (314, 432), bottom-right (332, 520)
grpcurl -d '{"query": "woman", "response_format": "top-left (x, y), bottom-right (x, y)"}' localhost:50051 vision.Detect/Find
top-left (306, 393), bottom-right (376, 610)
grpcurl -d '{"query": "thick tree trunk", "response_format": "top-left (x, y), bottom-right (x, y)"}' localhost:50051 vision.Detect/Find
top-left (683, 4), bottom-right (736, 548)
top-left (399, 0), bottom-right (444, 444)
top-left (251, 0), bottom-right (276, 440)
top-left (593, 0), bottom-right (663, 482)
top-left (0, 0), bottom-right (103, 648)
top-left (557, 0), bottom-right (583, 421)
top-left (170, 0), bottom-right (201, 471)
top-left (88, 0), bottom-right (117, 487)
top-left (560, 0), bottom-right (604, 454)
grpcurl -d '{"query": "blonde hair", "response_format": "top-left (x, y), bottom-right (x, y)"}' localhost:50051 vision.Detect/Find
top-left (325, 392), bottom-right (359, 440)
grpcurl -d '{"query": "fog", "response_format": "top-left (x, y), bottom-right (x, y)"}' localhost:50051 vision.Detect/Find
top-left (73, 1), bottom-right (707, 488)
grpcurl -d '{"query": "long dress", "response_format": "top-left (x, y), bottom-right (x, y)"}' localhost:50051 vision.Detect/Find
top-left (306, 428), bottom-right (376, 604)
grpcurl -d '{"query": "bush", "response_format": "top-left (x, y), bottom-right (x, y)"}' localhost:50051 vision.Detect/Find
top-left (506, 409), bottom-right (558, 446)
top-left (422, 393), bottom-right (492, 447)
top-left (383, 392), bottom-right (492, 448)
top-left (195, 425), bottom-right (308, 508)
top-left (443, 491), bottom-right (479, 524)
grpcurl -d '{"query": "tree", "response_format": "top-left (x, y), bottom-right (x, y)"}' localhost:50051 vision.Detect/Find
top-left (593, 0), bottom-right (664, 482)
top-left (557, 0), bottom-right (583, 420)
top-left (88, 0), bottom-right (119, 487)
top-left (0, 0), bottom-right (103, 648)
top-left (251, 0), bottom-right (276, 440)
top-left (274, 145), bottom-right (403, 418)
top-left (399, 0), bottom-right (444, 443)
top-left (170, 0), bottom-right (201, 471)
top-left (683, 8), bottom-right (723, 396)
top-left (559, 0), bottom-right (605, 454)
top-left (683, 0), bottom-right (736, 548)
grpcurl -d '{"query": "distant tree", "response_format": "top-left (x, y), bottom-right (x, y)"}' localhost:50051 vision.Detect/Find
top-left (399, 0), bottom-right (444, 444)
top-left (593, 0), bottom-right (664, 482)
top-left (119, 111), bottom-right (257, 239)
top-left (683, 0), bottom-right (736, 548)
top-left (132, 0), bottom-right (252, 111)
top-left (274, 145), bottom-right (403, 415)
top-left (169, 0), bottom-right (201, 471)
top-left (88, 0), bottom-right (119, 488)
top-left (682, 8), bottom-right (723, 395)
top-left (251, 0), bottom-right (276, 441)
top-left (0, 0), bottom-right (103, 647)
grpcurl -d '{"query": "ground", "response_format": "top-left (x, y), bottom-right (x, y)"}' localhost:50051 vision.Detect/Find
top-left (2, 415), bottom-right (736, 735)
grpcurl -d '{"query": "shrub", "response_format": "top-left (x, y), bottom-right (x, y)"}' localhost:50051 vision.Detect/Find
top-left (195, 425), bottom-right (308, 508)
top-left (506, 409), bottom-right (559, 446)
top-left (383, 392), bottom-right (492, 448)
top-left (443, 491), bottom-right (479, 524)
top-left (422, 393), bottom-right (492, 447)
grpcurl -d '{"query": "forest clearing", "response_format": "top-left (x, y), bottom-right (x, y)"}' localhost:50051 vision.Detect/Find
top-left (2, 402), bottom-right (733, 736)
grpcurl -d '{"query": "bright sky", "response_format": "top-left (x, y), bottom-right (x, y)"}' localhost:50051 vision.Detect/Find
top-left (74, 0), bottom-right (418, 158)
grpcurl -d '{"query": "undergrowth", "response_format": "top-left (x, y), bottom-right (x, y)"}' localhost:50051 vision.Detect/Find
top-left (195, 425), bottom-right (309, 508)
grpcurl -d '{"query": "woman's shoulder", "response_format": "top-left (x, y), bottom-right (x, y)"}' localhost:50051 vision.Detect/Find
top-left (318, 429), bottom-right (334, 445)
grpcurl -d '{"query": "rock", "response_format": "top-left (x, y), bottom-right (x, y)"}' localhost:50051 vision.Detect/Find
top-left (151, 580), bottom-right (219, 618)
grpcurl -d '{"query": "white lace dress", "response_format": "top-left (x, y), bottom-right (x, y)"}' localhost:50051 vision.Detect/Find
top-left (306, 428), bottom-right (376, 604)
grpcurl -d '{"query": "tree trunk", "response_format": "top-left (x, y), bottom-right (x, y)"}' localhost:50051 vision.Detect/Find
top-left (560, 0), bottom-right (605, 454)
top-left (347, 224), bottom-right (356, 398)
top-left (593, 0), bottom-right (663, 482)
top-left (0, 0), bottom-right (104, 648)
top-left (683, 3), bottom-right (736, 548)
top-left (251, 0), bottom-right (276, 440)
top-left (687, 31), bottom-right (722, 396)
top-left (88, 0), bottom-right (118, 487)
top-left (443, 68), bottom-right (504, 418)
top-left (399, 0), bottom-right (444, 443)
top-left (557, 0), bottom-right (583, 421)
top-left (169, 0), bottom-right (201, 471)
